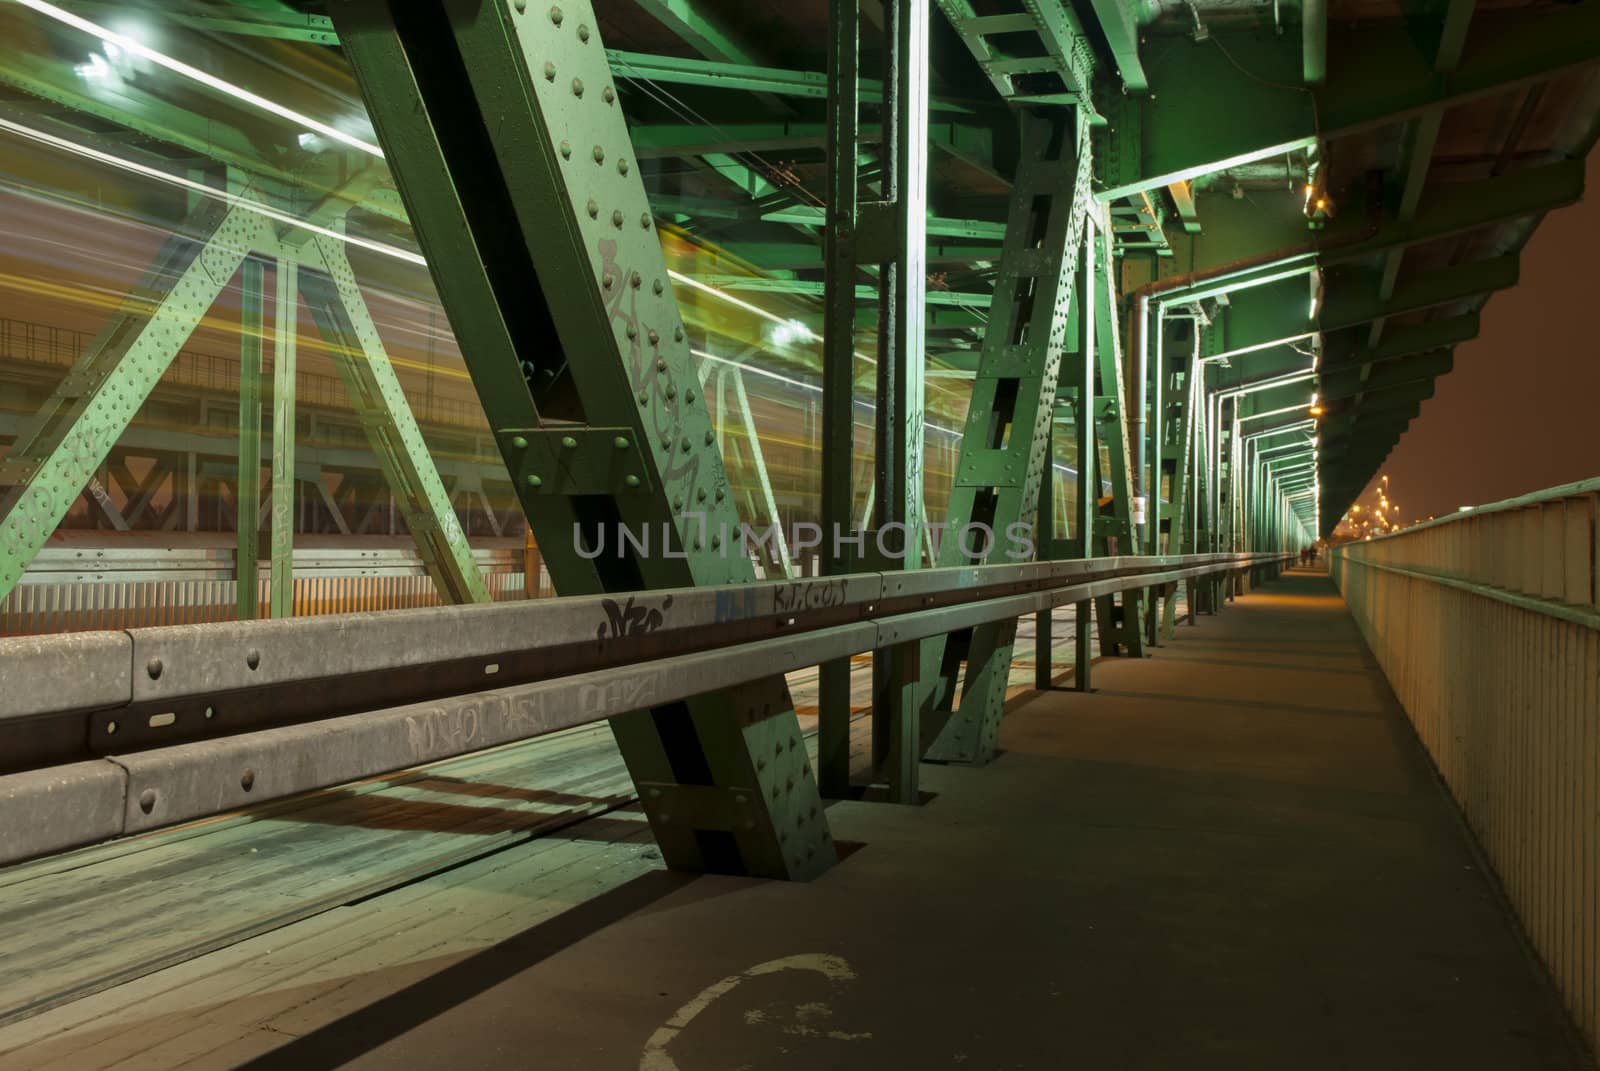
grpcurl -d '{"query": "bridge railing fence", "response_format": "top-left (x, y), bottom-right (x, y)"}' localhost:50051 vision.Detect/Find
top-left (1333, 478), bottom-right (1600, 1049)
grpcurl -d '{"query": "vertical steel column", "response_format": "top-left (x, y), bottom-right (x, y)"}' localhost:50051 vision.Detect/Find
top-left (329, 0), bottom-right (836, 879)
top-left (1034, 416), bottom-right (1054, 691)
top-left (1143, 306), bottom-right (1166, 645)
top-left (869, 0), bottom-right (930, 800)
top-left (1160, 326), bottom-right (1202, 639)
top-left (1090, 226), bottom-right (1146, 656)
top-left (1073, 218), bottom-right (1098, 690)
top-left (268, 256), bottom-right (298, 618)
top-left (817, 0), bottom-right (860, 797)
top-left (236, 257), bottom-right (264, 619)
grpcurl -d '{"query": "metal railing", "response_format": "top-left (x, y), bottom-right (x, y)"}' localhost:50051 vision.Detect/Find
top-left (0, 550), bottom-right (1287, 863)
top-left (1333, 478), bottom-right (1600, 1050)
top-left (0, 544), bottom-right (541, 635)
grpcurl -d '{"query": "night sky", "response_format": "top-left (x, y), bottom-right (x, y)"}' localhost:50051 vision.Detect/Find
top-left (1353, 152), bottom-right (1600, 524)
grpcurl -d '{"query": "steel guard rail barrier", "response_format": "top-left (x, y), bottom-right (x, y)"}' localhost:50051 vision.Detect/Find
top-left (1333, 477), bottom-right (1600, 1051)
top-left (0, 551), bottom-right (1289, 863)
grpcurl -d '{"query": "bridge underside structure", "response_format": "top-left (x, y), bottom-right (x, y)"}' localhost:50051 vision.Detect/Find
top-left (0, 0), bottom-right (1598, 1066)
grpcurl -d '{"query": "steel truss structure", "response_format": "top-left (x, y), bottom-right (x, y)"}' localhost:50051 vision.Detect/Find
top-left (1, 0), bottom-right (1596, 880)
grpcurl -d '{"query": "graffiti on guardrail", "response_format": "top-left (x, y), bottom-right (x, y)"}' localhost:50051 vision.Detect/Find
top-left (598, 594), bottom-right (674, 639)
top-left (775, 578), bottom-right (848, 614)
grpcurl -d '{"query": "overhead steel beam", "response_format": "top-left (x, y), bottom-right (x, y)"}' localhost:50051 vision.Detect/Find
top-left (606, 49), bottom-right (979, 113)
top-left (1086, 0), bottom-right (1148, 92)
top-left (632, 0), bottom-right (767, 66)
top-left (1318, 160), bottom-right (1583, 266)
top-left (935, 0), bottom-right (1096, 109)
top-left (1098, 10), bottom-right (1600, 200)
top-left (1321, 312), bottom-right (1479, 370)
top-left (1319, 349), bottom-right (1453, 401)
top-left (1320, 255), bottom-right (1518, 332)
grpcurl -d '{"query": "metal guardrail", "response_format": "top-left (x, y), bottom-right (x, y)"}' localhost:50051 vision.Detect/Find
top-left (0, 551), bottom-right (1287, 863)
top-left (1333, 477), bottom-right (1600, 1051)
top-left (0, 544), bottom-right (539, 636)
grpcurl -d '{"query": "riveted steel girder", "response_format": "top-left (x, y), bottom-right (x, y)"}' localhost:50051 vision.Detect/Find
top-left (329, 0), bottom-right (836, 879)
top-left (1090, 227), bottom-right (1147, 656)
top-left (922, 111), bottom-right (1093, 766)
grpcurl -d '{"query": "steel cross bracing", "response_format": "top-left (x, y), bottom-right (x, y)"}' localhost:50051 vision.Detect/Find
top-left (298, 235), bottom-right (490, 605)
top-left (0, 192), bottom-right (490, 609)
top-left (0, 199), bottom-right (263, 600)
top-left (327, 0), bottom-right (837, 881)
top-left (917, 111), bottom-right (1093, 769)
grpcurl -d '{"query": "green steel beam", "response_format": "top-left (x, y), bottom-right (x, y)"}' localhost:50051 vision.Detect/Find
top-left (1303, 0), bottom-right (1327, 85)
top-left (0, 199), bottom-right (268, 602)
top-left (817, 0), bottom-right (861, 799)
top-left (763, 205), bottom-right (1005, 240)
top-left (1086, 0), bottom-right (1148, 92)
top-left (606, 49), bottom-right (980, 114)
top-left (632, 0), bottom-right (767, 66)
top-left (1364, 0), bottom-right (1475, 353)
top-left (1071, 221), bottom-right (1097, 682)
top-left (1318, 160), bottom-right (1583, 266)
top-left (1319, 348), bottom-right (1453, 401)
top-left (935, 0), bottom-right (1096, 108)
top-left (1090, 224), bottom-right (1147, 656)
top-left (922, 111), bottom-right (1091, 766)
top-left (268, 254), bottom-right (297, 618)
top-left (869, 0), bottom-right (932, 803)
top-left (1159, 329), bottom-right (1202, 638)
top-left (237, 257), bottom-right (265, 619)
top-left (1099, 9), bottom-right (1600, 200)
top-left (1321, 312), bottom-right (1479, 369)
top-left (297, 235), bottom-right (492, 604)
top-left (330, 0), bottom-right (836, 879)
top-left (1320, 255), bottom-right (1518, 332)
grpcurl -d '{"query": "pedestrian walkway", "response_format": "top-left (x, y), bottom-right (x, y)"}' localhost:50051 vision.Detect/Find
top-left (0, 569), bottom-right (1585, 1069)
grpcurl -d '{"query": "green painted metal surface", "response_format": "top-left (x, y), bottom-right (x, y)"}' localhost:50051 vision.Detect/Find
top-left (922, 111), bottom-right (1092, 766)
top-left (298, 236), bottom-right (491, 605)
top-left (329, 0), bottom-right (835, 879)
top-left (268, 254), bottom-right (298, 619)
top-left (237, 256), bottom-right (265, 619)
